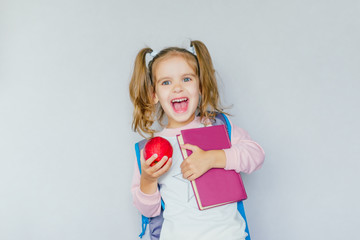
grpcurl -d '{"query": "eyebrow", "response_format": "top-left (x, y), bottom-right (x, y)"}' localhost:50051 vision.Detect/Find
top-left (182, 73), bottom-right (197, 78)
top-left (157, 73), bottom-right (197, 83)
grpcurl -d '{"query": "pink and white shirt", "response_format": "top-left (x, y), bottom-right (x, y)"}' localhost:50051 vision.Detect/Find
top-left (131, 116), bottom-right (265, 240)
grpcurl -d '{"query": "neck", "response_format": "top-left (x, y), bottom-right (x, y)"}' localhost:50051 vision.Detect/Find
top-left (166, 113), bottom-right (196, 129)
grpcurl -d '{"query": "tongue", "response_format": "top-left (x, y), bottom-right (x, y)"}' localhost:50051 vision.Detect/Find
top-left (173, 101), bottom-right (187, 112)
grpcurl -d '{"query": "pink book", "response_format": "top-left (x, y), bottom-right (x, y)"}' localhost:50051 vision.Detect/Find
top-left (177, 125), bottom-right (247, 210)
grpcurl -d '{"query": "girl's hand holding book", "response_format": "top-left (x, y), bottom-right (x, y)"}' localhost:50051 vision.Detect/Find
top-left (180, 144), bottom-right (226, 181)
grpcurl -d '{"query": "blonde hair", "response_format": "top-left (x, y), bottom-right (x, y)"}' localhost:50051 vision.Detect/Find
top-left (129, 40), bottom-right (227, 137)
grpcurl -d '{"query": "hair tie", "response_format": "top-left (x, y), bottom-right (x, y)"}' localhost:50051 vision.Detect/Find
top-left (146, 50), bottom-right (157, 67)
top-left (150, 50), bottom-right (158, 57)
top-left (187, 46), bottom-right (196, 56)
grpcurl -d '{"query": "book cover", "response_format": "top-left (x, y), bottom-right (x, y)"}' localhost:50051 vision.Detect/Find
top-left (177, 125), bottom-right (247, 210)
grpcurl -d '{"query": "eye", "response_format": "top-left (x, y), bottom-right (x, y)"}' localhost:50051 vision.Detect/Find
top-left (183, 77), bottom-right (191, 82)
top-left (161, 80), bottom-right (171, 85)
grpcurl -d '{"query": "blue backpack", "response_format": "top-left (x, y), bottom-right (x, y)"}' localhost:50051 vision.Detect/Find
top-left (134, 113), bottom-right (251, 240)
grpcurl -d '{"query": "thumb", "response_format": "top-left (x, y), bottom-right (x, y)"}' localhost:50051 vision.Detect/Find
top-left (181, 143), bottom-right (200, 152)
top-left (140, 149), bottom-right (145, 164)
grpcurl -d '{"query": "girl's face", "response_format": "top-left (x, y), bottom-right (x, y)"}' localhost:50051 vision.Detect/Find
top-left (153, 55), bottom-right (200, 129)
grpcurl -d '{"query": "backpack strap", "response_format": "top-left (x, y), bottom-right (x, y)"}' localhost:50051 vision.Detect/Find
top-left (213, 112), bottom-right (232, 139)
top-left (135, 140), bottom-right (165, 238)
top-left (215, 113), bottom-right (251, 240)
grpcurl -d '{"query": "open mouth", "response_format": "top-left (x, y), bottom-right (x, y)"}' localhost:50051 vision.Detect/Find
top-left (171, 97), bottom-right (189, 113)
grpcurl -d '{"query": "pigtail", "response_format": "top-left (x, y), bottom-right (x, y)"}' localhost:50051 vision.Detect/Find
top-left (129, 48), bottom-right (156, 137)
top-left (191, 40), bottom-right (226, 121)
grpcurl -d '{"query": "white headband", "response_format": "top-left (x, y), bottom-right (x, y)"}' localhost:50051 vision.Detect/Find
top-left (147, 46), bottom-right (196, 66)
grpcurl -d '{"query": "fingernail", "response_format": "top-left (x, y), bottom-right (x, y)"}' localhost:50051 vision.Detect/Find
top-left (153, 154), bottom-right (158, 158)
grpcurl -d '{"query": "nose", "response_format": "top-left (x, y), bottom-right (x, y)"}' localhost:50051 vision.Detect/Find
top-left (172, 80), bottom-right (183, 93)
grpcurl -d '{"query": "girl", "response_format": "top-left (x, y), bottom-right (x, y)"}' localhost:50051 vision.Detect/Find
top-left (129, 40), bottom-right (265, 240)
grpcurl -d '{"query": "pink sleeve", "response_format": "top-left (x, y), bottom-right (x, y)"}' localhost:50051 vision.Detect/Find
top-left (131, 161), bottom-right (162, 217)
top-left (223, 119), bottom-right (265, 173)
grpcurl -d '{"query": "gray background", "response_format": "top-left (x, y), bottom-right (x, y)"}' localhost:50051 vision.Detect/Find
top-left (1, 0), bottom-right (359, 239)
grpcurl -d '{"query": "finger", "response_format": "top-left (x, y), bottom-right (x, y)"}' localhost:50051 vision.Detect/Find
top-left (180, 159), bottom-right (186, 171)
top-left (183, 170), bottom-right (194, 180)
top-left (144, 154), bottom-right (159, 167)
top-left (152, 156), bottom-right (168, 171)
top-left (181, 143), bottom-right (200, 152)
top-left (180, 156), bottom-right (193, 168)
top-left (141, 149), bottom-right (156, 164)
top-left (140, 149), bottom-right (145, 163)
top-left (140, 149), bottom-right (151, 173)
top-left (187, 174), bottom-right (198, 181)
top-left (154, 158), bottom-right (172, 177)
top-left (180, 159), bottom-right (192, 173)
top-left (180, 161), bottom-right (187, 173)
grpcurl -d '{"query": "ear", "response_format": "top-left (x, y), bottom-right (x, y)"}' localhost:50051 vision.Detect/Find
top-left (153, 92), bottom-right (159, 104)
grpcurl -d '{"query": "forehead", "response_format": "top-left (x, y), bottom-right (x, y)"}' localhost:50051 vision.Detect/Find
top-left (153, 53), bottom-right (197, 78)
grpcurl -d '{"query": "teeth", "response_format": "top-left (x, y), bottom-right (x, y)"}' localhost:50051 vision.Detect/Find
top-left (172, 98), bottom-right (187, 103)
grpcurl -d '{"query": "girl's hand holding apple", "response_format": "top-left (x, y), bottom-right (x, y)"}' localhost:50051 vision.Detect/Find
top-left (139, 137), bottom-right (173, 194)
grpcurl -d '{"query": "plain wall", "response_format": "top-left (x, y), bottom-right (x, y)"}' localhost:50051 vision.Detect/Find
top-left (1, 0), bottom-right (359, 239)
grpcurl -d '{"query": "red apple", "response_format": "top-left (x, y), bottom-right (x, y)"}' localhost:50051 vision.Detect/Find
top-left (144, 137), bottom-right (173, 167)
